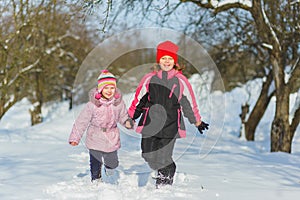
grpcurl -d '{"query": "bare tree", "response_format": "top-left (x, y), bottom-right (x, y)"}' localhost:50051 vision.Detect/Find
top-left (0, 0), bottom-right (96, 124)
top-left (81, 0), bottom-right (300, 153)
top-left (175, 0), bottom-right (300, 153)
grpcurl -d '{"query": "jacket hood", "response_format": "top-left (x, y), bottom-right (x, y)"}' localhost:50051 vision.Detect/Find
top-left (89, 88), bottom-right (123, 107)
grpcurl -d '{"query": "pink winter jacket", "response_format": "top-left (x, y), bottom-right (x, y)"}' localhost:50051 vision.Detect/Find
top-left (69, 88), bottom-right (129, 152)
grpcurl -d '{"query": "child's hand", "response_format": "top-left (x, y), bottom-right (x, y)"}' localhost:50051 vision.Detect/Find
top-left (70, 141), bottom-right (78, 146)
top-left (197, 121), bottom-right (209, 134)
top-left (195, 121), bottom-right (202, 127)
top-left (125, 118), bottom-right (134, 129)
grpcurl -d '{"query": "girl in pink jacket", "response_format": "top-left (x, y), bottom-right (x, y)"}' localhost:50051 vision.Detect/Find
top-left (69, 70), bottom-right (133, 182)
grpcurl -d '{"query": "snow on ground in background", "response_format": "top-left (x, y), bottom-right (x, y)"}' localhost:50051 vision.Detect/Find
top-left (0, 79), bottom-right (300, 200)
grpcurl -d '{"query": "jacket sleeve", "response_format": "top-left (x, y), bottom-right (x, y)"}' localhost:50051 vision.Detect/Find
top-left (178, 74), bottom-right (201, 124)
top-left (128, 73), bottom-right (153, 119)
top-left (180, 95), bottom-right (198, 124)
top-left (69, 102), bottom-right (93, 143)
top-left (133, 92), bottom-right (149, 120)
top-left (118, 100), bottom-right (131, 126)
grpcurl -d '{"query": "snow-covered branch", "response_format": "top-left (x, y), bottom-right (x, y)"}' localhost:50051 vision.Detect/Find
top-left (262, 43), bottom-right (273, 50)
top-left (260, 0), bottom-right (281, 51)
top-left (291, 0), bottom-right (300, 5)
top-left (58, 31), bottom-right (80, 41)
top-left (212, 0), bottom-right (252, 10)
top-left (290, 57), bottom-right (299, 76)
top-left (7, 58), bottom-right (40, 87)
top-left (180, 0), bottom-right (252, 13)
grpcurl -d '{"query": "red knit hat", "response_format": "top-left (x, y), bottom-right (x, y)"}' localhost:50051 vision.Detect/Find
top-left (156, 40), bottom-right (179, 63)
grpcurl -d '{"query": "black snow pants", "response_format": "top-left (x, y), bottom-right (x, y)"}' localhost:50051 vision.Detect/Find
top-left (141, 136), bottom-right (177, 185)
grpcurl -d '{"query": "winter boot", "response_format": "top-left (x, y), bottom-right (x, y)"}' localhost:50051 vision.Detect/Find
top-left (155, 171), bottom-right (166, 188)
top-left (165, 162), bottom-right (176, 185)
top-left (155, 163), bottom-right (176, 187)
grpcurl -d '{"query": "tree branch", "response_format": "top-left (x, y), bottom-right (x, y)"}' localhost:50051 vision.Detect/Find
top-left (258, 0), bottom-right (281, 51)
top-left (291, 92), bottom-right (300, 136)
top-left (180, 0), bottom-right (252, 13)
top-left (287, 57), bottom-right (300, 88)
top-left (7, 58), bottom-right (40, 87)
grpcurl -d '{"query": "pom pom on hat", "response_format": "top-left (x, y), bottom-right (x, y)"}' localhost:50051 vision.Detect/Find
top-left (156, 40), bottom-right (179, 63)
top-left (95, 69), bottom-right (117, 99)
top-left (95, 92), bottom-right (102, 100)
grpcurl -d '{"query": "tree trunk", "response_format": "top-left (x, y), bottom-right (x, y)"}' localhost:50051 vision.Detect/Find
top-left (68, 91), bottom-right (73, 110)
top-left (270, 57), bottom-right (292, 153)
top-left (242, 72), bottom-right (274, 141)
top-left (290, 92), bottom-right (300, 137)
top-left (239, 103), bottom-right (249, 138)
top-left (250, 1), bottom-right (293, 153)
top-left (29, 102), bottom-right (42, 125)
top-left (30, 72), bottom-right (43, 126)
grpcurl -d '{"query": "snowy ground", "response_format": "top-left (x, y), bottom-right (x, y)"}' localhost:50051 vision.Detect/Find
top-left (0, 78), bottom-right (300, 200)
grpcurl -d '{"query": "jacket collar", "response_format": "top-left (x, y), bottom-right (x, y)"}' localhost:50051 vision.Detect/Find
top-left (157, 69), bottom-right (177, 80)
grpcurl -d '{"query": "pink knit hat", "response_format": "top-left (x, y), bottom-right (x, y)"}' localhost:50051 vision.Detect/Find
top-left (95, 69), bottom-right (117, 99)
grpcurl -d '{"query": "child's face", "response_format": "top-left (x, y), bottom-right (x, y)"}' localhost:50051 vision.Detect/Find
top-left (101, 85), bottom-right (116, 99)
top-left (159, 55), bottom-right (175, 72)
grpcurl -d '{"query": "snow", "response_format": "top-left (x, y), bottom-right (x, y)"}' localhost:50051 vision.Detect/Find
top-left (291, 0), bottom-right (300, 5)
top-left (211, 0), bottom-right (252, 8)
top-left (262, 43), bottom-right (273, 50)
top-left (0, 78), bottom-right (300, 200)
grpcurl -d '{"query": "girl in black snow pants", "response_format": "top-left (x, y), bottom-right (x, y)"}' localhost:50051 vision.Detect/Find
top-left (128, 40), bottom-right (209, 188)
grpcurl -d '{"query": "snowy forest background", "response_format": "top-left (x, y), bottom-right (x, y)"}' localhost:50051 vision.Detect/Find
top-left (1, 0), bottom-right (299, 153)
top-left (1, 1), bottom-right (300, 155)
top-left (0, 0), bottom-right (300, 199)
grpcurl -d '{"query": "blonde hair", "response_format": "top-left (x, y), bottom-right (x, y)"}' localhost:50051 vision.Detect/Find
top-left (174, 63), bottom-right (185, 71)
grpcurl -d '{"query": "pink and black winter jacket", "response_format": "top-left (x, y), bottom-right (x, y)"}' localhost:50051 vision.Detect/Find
top-left (128, 69), bottom-right (201, 138)
top-left (69, 88), bottom-right (130, 152)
